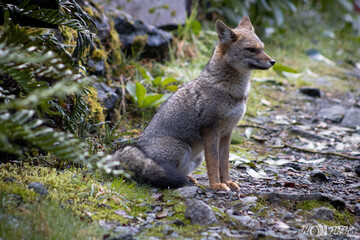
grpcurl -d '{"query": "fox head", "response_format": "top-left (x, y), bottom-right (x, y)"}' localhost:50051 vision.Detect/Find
top-left (215, 17), bottom-right (275, 71)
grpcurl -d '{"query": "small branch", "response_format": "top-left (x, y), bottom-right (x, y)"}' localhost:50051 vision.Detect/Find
top-left (280, 142), bottom-right (360, 161)
top-left (238, 123), bottom-right (277, 133)
top-left (119, 76), bottom-right (126, 114)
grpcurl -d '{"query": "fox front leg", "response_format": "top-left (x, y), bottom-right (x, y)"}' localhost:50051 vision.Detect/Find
top-left (219, 132), bottom-right (240, 191)
top-left (203, 130), bottom-right (231, 191)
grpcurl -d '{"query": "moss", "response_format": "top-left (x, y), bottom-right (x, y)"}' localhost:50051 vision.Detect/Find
top-left (296, 200), bottom-right (332, 211)
top-left (296, 200), bottom-right (356, 226)
top-left (91, 48), bottom-right (106, 60)
top-left (249, 197), bottom-right (270, 218)
top-left (131, 34), bottom-right (148, 57)
top-left (85, 86), bottom-right (106, 123)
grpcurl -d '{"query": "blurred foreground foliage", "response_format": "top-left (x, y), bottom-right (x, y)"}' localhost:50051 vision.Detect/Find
top-left (0, 0), bottom-right (107, 166)
top-left (203, 0), bottom-right (360, 36)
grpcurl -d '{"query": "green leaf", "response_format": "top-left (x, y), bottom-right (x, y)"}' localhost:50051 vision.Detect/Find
top-left (161, 77), bottom-right (178, 86)
top-left (126, 81), bottom-right (136, 100)
top-left (138, 67), bottom-right (153, 80)
top-left (190, 20), bottom-right (202, 36)
top-left (272, 64), bottom-right (299, 73)
top-left (153, 77), bottom-right (162, 86)
top-left (142, 94), bottom-right (164, 108)
top-left (231, 133), bottom-right (244, 144)
top-left (165, 85), bottom-right (178, 92)
top-left (135, 82), bottom-right (146, 104)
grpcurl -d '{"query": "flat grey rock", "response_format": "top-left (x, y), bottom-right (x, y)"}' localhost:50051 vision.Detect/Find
top-left (175, 186), bottom-right (199, 198)
top-left (341, 108), bottom-right (360, 128)
top-left (311, 207), bottom-right (334, 221)
top-left (318, 105), bottom-right (346, 123)
top-left (185, 199), bottom-right (218, 225)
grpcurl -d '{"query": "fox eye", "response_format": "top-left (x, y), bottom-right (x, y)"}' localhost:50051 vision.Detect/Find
top-left (245, 47), bottom-right (257, 53)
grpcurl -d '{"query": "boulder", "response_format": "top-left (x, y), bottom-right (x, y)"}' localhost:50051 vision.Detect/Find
top-left (111, 10), bottom-right (172, 59)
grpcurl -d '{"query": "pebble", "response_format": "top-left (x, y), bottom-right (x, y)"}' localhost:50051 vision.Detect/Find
top-left (28, 182), bottom-right (48, 196)
top-left (310, 169), bottom-right (328, 182)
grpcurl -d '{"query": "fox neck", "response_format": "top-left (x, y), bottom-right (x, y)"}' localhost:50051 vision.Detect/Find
top-left (203, 49), bottom-right (251, 101)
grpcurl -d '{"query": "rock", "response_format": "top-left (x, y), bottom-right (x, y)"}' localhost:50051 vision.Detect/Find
top-left (310, 169), bottom-right (328, 182)
top-left (299, 87), bottom-right (322, 97)
top-left (107, 233), bottom-right (134, 240)
top-left (341, 108), bottom-right (360, 128)
top-left (240, 196), bottom-right (258, 204)
top-left (94, 82), bottom-right (120, 110)
top-left (3, 177), bottom-right (19, 183)
top-left (161, 225), bottom-right (175, 235)
top-left (265, 193), bottom-right (346, 210)
top-left (175, 186), bottom-right (199, 198)
top-left (112, 10), bottom-right (172, 59)
top-left (355, 165), bottom-right (360, 177)
top-left (170, 231), bottom-right (179, 238)
top-left (95, 0), bottom-right (188, 28)
top-left (311, 207), bottom-right (334, 221)
top-left (28, 182), bottom-right (48, 196)
top-left (115, 226), bottom-right (139, 235)
top-left (354, 204), bottom-right (360, 216)
top-left (283, 163), bottom-right (301, 171)
top-left (171, 219), bottom-right (186, 226)
top-left (148, 237), bottom-right (161, 240)
top-left (282, 212), bottom-right (294, 221)
top-left (87, 59), bottom-right (106, 77)
top-left (318, 105), bottom-right (346, 123)
top-left (184, 199), bottom-right (218, 225)
top-left (232, 215), bottom-right (260, 229)
top-left (288, 126), bottom-right (328, 141)
top-left (346, 68), bottom-right (360, 80)
top-left (94, 13), bottom-right (111, 42)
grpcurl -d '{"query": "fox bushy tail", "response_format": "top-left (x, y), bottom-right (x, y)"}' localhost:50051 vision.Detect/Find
top-left (111, 146), bottom-right (188, 188)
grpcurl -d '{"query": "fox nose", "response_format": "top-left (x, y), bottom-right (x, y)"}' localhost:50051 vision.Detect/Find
top-left (270, 60), bottom-right (276, 66)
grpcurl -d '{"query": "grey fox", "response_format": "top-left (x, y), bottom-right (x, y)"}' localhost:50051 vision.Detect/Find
top-left (111, 17), bottom-right (275, 191)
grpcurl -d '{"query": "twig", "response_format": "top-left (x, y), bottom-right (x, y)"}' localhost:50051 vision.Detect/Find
top-left (119, 75), bottom-right (126, 114)
top-left (237, 123), bottom-right (277, 133)
top-left (41, 158), bottom-right (55, 166)
top-left (279, 142), bottom-right (360, 160)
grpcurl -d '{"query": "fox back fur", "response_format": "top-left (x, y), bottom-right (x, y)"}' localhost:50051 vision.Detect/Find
top-left (111, 17), bottom-right (275, 191)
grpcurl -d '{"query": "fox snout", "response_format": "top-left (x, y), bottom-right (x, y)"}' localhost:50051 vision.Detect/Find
top-left (247, 51), bottom-right (275, 70)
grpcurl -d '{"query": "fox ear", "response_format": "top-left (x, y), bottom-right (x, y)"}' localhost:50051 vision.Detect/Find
top-left (237, 16), bottom-right (254, 32)
top-left (215, 19), bottom-right (237, 44)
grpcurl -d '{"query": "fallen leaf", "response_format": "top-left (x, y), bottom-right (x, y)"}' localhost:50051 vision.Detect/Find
top-left (245, 127), bottom-right (254, 139)
top-left (274, 221), bottom-right (290, 230)
top-left (156, 209), bottom-right (168, 219)
top-left (246, 167), bottom-right (268, 179)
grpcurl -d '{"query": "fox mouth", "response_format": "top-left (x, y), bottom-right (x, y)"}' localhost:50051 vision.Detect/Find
top-left (248, 63), bottom-right (271, 70)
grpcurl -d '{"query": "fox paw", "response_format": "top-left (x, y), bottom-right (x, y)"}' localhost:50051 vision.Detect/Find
top-left (210, 183), bottom-right (231, 191)
top-left (224, 181), bottom-right (240, 191)
top-left (187, 175), bottom-right (198, 185)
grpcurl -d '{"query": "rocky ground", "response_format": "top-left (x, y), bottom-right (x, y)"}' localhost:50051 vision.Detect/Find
top-left (95, 73), bottom-right (360, 239)
top-left (2, 70), bottom-right (360, 240)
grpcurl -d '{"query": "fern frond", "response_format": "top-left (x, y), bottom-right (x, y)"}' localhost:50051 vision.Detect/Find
top-left (0, 109), bottom-right (86, 163)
